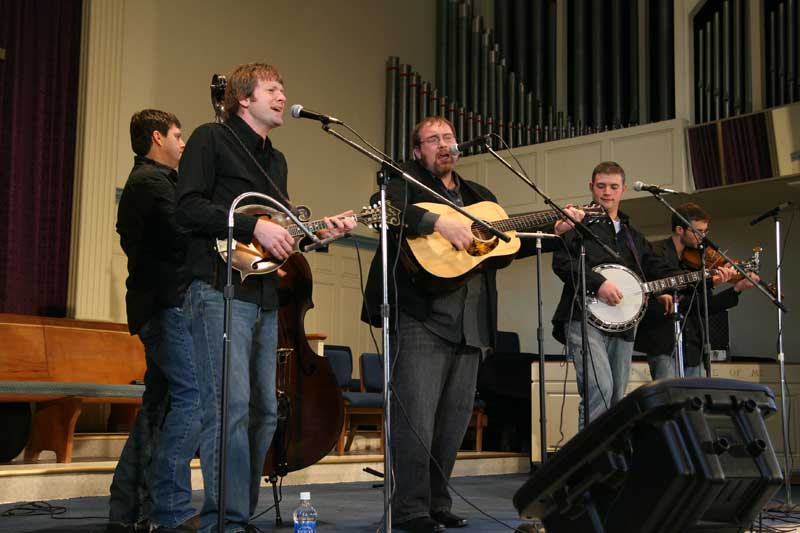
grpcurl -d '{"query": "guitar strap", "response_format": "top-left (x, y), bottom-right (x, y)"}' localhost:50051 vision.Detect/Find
top-left (221, 122), bottom-right (295, 213)
top-left (621, 223), bottom-right (647, 280)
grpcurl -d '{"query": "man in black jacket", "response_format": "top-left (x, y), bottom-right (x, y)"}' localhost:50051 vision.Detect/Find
top-left (362, 116), bottom-right (582, 533)
top-left (111, 109), bottom-right (200, 532)
top-left (177, 63), bottom-right (355, 533)
top-left (634, 202), bottom-right (756, 378)
top-left (552, 161), bottom-right (679, 430)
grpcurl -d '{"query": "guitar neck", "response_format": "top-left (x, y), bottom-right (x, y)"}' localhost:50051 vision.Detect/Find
top-left (643, 270), bottom-right (707, 294)
top-left (488, 210), bottom-right (564, 232)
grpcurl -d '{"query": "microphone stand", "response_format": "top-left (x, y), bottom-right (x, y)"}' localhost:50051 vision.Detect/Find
top-left (482, 142), bottom-right (620, 432)
top-left (671, 289), bottom-right (686, 378)
top-left (517, 232), bottom-right (559, 464)
top-left (769, 211), bottom-right (792, 508)
top-left (643, 189), bottom-right (792, 505)
top-left (316, 123), bottom-right (509, 533)
top-left (218, 193), bottom-right (320, 533)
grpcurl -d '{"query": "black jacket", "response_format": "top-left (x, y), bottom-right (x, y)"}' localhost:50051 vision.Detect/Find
top-left (176, 115), bottom-right (289, 309)
top-left (116, 156), bottom-right (190, 334)
top-left (634, 238), bottom-right (740, 366)
top-left (361, 159), bottom-right (555, 346)
top-left (551, 211), bottom-right (680, 343)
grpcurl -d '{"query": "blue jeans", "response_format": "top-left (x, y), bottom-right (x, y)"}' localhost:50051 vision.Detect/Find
top-left (109, 307), bottom-right (199, 528)
top-left (184, 280), bottom-right (278, 533)
top-left (648, 353), bottom-right (706, 380)
top-left (564, 321), bottom-right (633, 430)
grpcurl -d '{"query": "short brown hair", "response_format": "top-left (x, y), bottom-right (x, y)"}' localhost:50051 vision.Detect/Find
top-left (130, 109), bottom-right (180, 157)
top-left (591, 161), bottom-right (626, 184)
top-left (411, 116), bottom-right (456, 148)
top-left (224, 63), bottom-right (283, 118)
top-left (672, 202), bottom-right (710, 232)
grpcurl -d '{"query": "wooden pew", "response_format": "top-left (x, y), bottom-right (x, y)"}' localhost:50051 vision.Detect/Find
top-left (0, 314), bottom-right (146, 463)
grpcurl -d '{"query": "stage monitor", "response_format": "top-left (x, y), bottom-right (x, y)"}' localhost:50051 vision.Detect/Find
top-left (513, 378), bottom-right (783, 533)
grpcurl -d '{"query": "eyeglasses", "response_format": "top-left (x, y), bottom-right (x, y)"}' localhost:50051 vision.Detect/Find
top-left (420, 133), bottom-right (456, 146)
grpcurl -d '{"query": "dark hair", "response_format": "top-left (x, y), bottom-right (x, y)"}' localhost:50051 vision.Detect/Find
top-left (224, 63), bottom-right (283, 118)
top-left (130, 109), bottom-right (180, 156)
top-left (411, 116), bottom-right (456, 148)
top-left (672, 202), bottom-right (710, 232)
top-left (591, 161), bottom-right (626, 184)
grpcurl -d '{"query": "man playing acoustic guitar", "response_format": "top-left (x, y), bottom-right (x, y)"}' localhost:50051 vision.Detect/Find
top-left (362, 116), bottom-right (584, 533)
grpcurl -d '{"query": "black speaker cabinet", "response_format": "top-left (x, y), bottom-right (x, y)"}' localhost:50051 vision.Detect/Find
top-left (513, 378), bottom-right (783, 533)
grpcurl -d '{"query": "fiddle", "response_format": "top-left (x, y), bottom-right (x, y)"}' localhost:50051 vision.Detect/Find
top-left (680, 246), bottom-right (762, 284)
top-left (681, 245), bottom-right (778, 296)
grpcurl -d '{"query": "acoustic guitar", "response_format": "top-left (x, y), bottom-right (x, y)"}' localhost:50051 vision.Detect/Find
top-left (399, 201), bottom-right (607, 286)
top-left (217, 202), bottom-right (400, 280)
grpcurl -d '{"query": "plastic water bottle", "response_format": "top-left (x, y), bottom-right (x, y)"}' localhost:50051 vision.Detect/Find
top-left (293, 491), bottom-right (317, 532)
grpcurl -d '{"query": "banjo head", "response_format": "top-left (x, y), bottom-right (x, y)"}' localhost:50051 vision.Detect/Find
top-left (586, 264), bottom-right (647, 332)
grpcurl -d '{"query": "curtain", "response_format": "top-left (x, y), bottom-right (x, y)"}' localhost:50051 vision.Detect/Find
top-left (0, 0), bottom-right (83, 316)
top-left (687, 123), bottom-right (722, 190)
top-left (721, 112), bottom-right (774, 185)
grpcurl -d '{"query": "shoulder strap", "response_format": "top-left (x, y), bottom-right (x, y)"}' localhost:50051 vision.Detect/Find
top-left (220, 122), bottom-right (294, 211)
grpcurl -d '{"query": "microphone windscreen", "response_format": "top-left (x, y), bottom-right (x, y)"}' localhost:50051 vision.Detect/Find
top-left (290, 104), bottom-right (303, 119)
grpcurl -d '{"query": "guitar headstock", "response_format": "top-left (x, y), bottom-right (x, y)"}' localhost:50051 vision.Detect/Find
top-left (358, 201), bottom-right (402, 230)
top-left (581, 202), bottom-right (609, 219)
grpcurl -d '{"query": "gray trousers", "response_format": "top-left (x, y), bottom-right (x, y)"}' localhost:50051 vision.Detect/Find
top-left (390, 312), bottom-right (481, 523)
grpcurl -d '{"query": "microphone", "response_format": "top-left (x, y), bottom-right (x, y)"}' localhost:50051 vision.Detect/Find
top-left (633, 181), bottom-right (680, 195)
top-left (750, 201), bottom-right (793, 226)
top-left (448, 133), bottom-right (491, 155)
top-left (290, 104), bottom-right (342, 125)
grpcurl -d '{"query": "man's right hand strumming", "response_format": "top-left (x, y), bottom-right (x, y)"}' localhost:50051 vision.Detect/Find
top-left (434, 215), bottom-right (474, 250)
top-left (597, 279), bottom-right (624, 306)
top-left (254, 218), bottom-right (295, 260)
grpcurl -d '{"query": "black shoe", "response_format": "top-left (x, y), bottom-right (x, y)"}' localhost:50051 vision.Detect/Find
top-left (430, 510), bottom-right (468, 528)
top-left (244, 525), bottom-right (264, 533)
top-left (394, 516), bottom-right (446, 533)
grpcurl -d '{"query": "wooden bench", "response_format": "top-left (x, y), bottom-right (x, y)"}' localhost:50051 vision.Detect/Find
top-left (0, 313), bottom-right (146, 463)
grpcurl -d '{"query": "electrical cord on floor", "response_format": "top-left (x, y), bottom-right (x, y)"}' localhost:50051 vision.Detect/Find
top-left (1, 500), bottom-right (107, 520)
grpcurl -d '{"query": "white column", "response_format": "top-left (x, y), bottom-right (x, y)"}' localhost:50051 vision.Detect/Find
top-left (67, 0), bottom-right (125, 321)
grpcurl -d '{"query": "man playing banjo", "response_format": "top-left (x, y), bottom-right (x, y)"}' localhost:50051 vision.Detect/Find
top-left (551, 161), bottom-right (681, 429)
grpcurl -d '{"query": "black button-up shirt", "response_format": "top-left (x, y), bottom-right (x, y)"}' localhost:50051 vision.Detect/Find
top-left (176, 114), bottom-right (290, 309)
top-left (117, 156), bottom-right (190, 334)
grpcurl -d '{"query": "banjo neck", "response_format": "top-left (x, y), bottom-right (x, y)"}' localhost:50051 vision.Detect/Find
top-left (642, 269), bottom-right (709, 294)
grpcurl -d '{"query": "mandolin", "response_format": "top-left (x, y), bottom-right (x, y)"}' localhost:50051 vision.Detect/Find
top-left (217, 202), bottom-right (400, 280)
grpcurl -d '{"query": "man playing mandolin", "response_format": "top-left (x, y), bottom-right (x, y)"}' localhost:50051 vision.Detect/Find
top-left (551, 161), bottom-right (681, 430)
top-left (177, 63), bottom-right (356, 533)
top-left (362, 116), bottom-right (584, 533)
top-left (634, 202), bottom-right (758, 379)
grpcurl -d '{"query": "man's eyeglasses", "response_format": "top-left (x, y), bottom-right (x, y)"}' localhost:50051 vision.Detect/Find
top-left (420, 133), bottom-right (456, 146)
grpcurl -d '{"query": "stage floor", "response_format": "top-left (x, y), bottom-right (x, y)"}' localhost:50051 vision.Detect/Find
top-left (0, 474), bottom-right (798, 532)
top-left (0, 474), bottom-right (531, 532)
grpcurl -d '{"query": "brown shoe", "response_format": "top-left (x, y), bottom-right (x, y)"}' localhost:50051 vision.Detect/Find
top-left (152, 515), bottom-right (201, 532)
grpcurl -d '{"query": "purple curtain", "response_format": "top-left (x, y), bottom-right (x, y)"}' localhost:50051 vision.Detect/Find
top-left (721, 113), bottom-right (774, 184)
top-left (687, 123), bottom-right (722, 190)
top-left (0, 0), bottom-right (82, 316)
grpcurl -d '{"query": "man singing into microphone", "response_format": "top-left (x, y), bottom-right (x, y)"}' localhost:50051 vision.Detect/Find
top-left (362, 116), bottom-right (583, 533)
top-left (177, 63), bottom-right (355, 532)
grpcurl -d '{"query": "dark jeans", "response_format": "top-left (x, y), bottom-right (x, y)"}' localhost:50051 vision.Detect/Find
top-left (390, 312), bottom-right (481, 524)
top-left (109, 307), bottom-right (200, 527)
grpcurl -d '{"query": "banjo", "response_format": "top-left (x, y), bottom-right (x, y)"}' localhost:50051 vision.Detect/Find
top-left (585, 251), bottom-right (761, 332)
